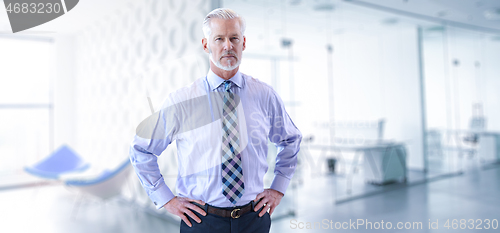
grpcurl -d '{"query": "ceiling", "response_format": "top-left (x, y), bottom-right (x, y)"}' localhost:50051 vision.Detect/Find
top-left (223, 0), bottom-right (500, 34)
top-left (0, 0), bottom-right (499, 35)
top-left (347, 0), bottom-right (500, 33)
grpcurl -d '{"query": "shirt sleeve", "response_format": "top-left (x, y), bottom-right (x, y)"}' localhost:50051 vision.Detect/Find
top-left (129, 101), bottom-right (179, 209)
top-left (267, 89), bottom-right (302, 195)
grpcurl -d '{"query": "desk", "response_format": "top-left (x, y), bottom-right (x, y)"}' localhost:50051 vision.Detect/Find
top-left (477, 132), bottom-right (500, 162)
top-left (310, 142), bottom-right (407, 193)
top-left (436, 129), bottom-right (500, 163)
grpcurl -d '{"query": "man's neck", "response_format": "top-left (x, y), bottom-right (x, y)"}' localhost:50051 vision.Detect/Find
top-left (210, 63), bottom-right (239, 80)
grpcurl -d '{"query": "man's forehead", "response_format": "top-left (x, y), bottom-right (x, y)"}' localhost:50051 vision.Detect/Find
top-left (212, 32), bottom-right (241, 38)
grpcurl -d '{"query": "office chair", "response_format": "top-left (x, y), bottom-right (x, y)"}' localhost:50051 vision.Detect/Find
top-left (462, 104), bottom-right (486, 158)
top-left (24, 145), bottom-right (90, 179)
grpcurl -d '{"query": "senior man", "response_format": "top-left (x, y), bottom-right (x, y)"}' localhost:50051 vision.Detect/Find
top-left (130, 8), bottom-right (301, 233)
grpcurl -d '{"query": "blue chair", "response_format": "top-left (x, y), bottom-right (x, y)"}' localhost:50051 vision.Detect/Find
top-left (24, 145), bottom-right (90, 179)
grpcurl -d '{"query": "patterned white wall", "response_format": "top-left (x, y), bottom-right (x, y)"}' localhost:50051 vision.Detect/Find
top-left (74, 0), bottom-right (211, 213)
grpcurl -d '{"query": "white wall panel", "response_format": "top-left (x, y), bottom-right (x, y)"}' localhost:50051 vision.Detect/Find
top-left (74, 0), bottom-right (211, 211)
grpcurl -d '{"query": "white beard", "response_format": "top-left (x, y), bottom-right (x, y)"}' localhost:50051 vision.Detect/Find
top-left (209, 49), bottom-right (241, 71)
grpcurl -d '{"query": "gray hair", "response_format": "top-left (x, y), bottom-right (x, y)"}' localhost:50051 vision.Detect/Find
top-left (202, 8), bottom-right (246, 39)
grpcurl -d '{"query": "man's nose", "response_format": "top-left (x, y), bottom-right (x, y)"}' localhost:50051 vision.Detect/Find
top-left (224, 39), bottom-right (233, 50)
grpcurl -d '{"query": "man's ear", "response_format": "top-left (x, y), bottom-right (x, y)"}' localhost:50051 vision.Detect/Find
top-left (242, 36), bottom-right (246, 51)
top-left (202, 38), bottom-right (210, 53)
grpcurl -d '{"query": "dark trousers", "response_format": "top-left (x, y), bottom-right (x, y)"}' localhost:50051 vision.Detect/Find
top-left (180, 203), bottom-right (271, 233)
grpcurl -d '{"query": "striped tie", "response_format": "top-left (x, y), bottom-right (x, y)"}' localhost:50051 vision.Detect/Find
top-left (221, 80), bottom-right (245, 204)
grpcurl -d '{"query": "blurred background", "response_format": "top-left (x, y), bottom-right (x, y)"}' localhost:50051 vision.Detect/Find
top-left (1, 0), bottom-right (499, 232)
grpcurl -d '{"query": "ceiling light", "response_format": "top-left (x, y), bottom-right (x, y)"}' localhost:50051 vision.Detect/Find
top-left (381, 18), bottom-right (399, 25)
top-left (312, 0), bottom-right (335, 11)
top-left (484, 8), bottom-right (500, 20)
top-left (437, 11), bottom-right (447, 17)
top-left (425, 26), bottom-right (445, 32)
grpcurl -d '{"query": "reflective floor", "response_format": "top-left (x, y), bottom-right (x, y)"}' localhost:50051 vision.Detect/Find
top-left (1, 164), bottom-right (499, 233)
top-left (279, 164), bottom-right (500, 232)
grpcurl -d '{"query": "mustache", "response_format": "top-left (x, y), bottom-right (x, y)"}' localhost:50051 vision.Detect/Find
top-left (220, 51), bottom-right (238, 59)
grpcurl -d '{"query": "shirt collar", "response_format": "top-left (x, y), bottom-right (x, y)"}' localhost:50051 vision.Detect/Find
top-left (207, 69), bottom-right (243, 91)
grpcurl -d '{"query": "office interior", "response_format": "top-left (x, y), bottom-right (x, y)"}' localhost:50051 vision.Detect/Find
top-left (1, 0), bottom-right (499, 232)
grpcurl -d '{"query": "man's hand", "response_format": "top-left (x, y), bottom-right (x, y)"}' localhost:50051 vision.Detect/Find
top-left (253, 189), bottom-right (284, 217)
top-left (163, 197), bottom-right (207, 227)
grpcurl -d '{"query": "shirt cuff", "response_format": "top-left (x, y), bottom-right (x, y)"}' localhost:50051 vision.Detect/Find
top-left (149, 183), bottom-right (175, 209)
top-left (270, 174), bottom-right (291, 195)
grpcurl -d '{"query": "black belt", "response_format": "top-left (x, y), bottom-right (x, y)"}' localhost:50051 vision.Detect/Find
top-left (194, 201), bottom-right (255, 219)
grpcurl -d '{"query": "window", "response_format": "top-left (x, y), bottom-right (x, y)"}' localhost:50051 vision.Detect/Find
top-left (0, 37), bottom-right (53, 178)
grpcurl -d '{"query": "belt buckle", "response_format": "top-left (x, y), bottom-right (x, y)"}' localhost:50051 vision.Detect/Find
top-left (230, 208), bottom-right (241, 219)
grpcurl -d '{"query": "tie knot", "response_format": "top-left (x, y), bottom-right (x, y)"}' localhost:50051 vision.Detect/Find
top-left (223, 80), bottom-right (232, 92)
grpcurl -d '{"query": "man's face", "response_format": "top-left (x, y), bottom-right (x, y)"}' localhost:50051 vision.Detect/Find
top-left (203, 18), bottom-right (246, 71)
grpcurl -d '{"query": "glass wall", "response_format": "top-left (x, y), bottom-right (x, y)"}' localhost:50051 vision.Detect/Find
top-left (224, 0), bottom-right (426, 207)
top-left (422, 26), bottom-right (500, 176)
top-left (223, 0), bottom-right (500, 208)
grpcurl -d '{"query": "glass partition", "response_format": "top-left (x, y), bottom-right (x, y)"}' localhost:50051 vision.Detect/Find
top-left (422, 26), bottom-right (500, 176)
top-left (223, 0), bottom-right (500, 215)
top-left (223, 0), bottom-right (425, 209)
